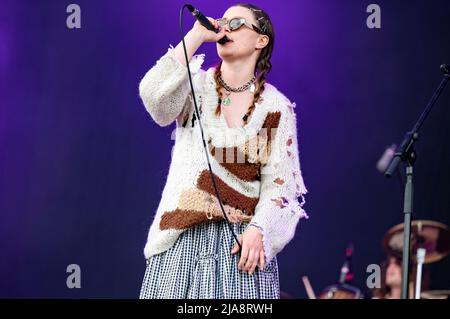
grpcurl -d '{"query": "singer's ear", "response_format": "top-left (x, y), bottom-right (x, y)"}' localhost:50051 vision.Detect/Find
top-left (255, 34), bottom-right (269, 50)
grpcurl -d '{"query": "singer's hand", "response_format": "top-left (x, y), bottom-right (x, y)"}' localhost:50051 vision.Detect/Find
top-left (231, 225), bottom-right (266, 275)
top-left (191, 17), bottom-right (227, 43)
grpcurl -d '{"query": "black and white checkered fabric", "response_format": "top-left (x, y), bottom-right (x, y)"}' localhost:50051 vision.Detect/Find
top-left (139, 220), bottom-right (280, 299)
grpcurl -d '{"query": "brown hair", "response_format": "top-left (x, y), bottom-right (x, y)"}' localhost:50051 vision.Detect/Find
top-left (213, 3), bottom-right (275, 124)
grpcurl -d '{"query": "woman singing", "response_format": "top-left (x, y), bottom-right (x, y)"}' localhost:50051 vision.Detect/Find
top-left (138, 3), bottom-right (308, 299)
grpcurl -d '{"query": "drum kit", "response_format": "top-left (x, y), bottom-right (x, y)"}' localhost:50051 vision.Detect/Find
top-left (383, 220), bottom-right (450, 299)
top-left (296, 220), bottom-right (450, 299)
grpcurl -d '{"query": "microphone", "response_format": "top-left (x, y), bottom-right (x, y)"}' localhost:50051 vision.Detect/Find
top-left (376, 144), bottom-right (396, 173)
top-left (441, 64), bottom-right (449, 75)
top-left (186, 4), bottom-right (229, 45)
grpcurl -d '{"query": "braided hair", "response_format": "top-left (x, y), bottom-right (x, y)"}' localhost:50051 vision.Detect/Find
top-left (214, 3), bottom-right (275, 124)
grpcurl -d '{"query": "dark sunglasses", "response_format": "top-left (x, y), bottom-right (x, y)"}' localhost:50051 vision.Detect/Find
top-left (215, 17), bottom-right (264, 34)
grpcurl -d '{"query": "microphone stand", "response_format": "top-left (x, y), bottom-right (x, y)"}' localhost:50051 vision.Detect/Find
top-left (384, 64), bottom-right (449, 299)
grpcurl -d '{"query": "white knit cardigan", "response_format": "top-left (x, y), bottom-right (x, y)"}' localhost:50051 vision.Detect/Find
top-left (138, 45), bottom-right (308, 265)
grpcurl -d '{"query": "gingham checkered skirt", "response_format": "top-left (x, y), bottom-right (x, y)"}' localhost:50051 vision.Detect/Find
top-left (139, 220), bottom-right (280, 299)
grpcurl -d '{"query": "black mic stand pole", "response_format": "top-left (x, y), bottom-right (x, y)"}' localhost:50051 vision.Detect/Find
top-left (384, 64), bottom-right (449, 299)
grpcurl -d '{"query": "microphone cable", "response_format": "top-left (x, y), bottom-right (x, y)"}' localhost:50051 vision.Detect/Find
top-left (179, 4), bottom-right (242, 251)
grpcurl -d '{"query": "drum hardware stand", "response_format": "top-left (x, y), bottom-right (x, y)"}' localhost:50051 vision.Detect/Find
top-left (415, 248), bottom-right (426, 299)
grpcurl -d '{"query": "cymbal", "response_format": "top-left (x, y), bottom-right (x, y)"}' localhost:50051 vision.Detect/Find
top-left (421, 290), bottom-right (450, 299)
top-left (383, 220), bottom-right (450, 264)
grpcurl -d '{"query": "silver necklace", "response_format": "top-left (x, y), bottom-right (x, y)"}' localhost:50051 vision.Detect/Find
top-left (218, 74), bottom-right (256, 106)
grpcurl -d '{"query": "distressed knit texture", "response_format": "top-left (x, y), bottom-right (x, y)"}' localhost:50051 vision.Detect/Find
top-left (139, 45), bottom-right (308, 265)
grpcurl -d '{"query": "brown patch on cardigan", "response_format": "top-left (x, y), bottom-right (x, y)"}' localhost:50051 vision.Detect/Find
top-left (262, 111), bottom-right (282, 143)
top-left (208, 144), bottom-right (261, 181)
top-left (255, 111), bottom-right (282, 164)
top-left (197, 169), bottom-right (259, 216)
top-left (273, 177), bottom-right (285, 185)
top-left (160, 209), bottom-right (253, 231)
top-left (160, 209), bottom-right (222, 230)
top-left (222, 161), bottom-right (261, 182)
top-left (287, 137), bottom-right (293, 146)
top-left (271, 196), bottom-right (289, 208)
top-left (159, 188), bottom-right (253, 230)
top-left (205, 111), bottom-right (281, 182)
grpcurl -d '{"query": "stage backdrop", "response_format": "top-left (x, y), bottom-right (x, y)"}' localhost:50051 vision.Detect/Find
top-left (1, 0), bottom-right (449, 298)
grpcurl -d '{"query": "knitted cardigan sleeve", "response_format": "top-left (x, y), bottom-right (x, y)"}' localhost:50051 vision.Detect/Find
top-left (249, 95), bottom-right (308, 265)
top-left (138, 45), bottom-right (205, 127)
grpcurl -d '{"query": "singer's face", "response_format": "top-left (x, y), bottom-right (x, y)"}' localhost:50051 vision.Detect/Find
top-left (216, 6), bottom-right (268, 61)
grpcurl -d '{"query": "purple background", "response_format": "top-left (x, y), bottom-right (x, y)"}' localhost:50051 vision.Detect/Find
top-left (1, 0), bottom-right (450, 298)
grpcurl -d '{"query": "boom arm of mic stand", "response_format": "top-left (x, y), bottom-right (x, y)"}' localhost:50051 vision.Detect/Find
top-left (385, 71), bottom-right (449, 178)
